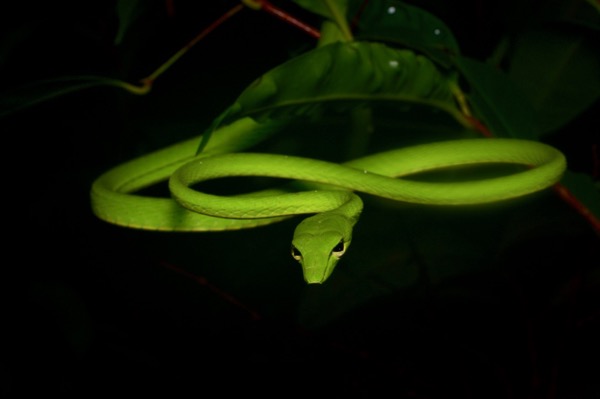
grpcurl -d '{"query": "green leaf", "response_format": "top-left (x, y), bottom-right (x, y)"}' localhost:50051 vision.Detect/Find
top-left (507, 27), bottom-right (600, 135)
top-left (210, 41), bottom-right (463, 132)
top-left (453, 56), bottom-right (539, 139)
top-left (0, 76), bottom-right (144, 118)
top-left (349, 0), bottom-right (461, 67)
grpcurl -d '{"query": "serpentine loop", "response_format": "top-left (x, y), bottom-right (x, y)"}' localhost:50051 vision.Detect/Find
top-left (91, 118), bottom-right (566, 283)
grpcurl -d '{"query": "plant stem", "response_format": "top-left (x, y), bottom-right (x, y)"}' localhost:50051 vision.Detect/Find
top-left (140, 4), bottom-right (245, 88)
top-left (324, 0), bottom-right (353, 42)
top-left (244, 0), bottom-right (320, 38)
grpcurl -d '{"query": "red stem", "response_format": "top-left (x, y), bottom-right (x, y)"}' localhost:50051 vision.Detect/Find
top-left (254, 0), bottom-right (321, 38)
top-left (161, 261), bottom-right (262, 321)
top-left (553, 183), bottom-right (600, 236)
top-left (466, 115), bottom-right (600, 237)
top-left (184, 3), bottom-right (245, 51)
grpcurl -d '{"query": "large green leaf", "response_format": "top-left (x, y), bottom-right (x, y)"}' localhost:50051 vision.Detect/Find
top-left (453, 56), bottom-right (539, 139)
top-left (349, 0), bottom-right (461, 67)
top-left (507, 27), bottom-right (600, 135)
top-left (208, 41), bottom-right (463, 134)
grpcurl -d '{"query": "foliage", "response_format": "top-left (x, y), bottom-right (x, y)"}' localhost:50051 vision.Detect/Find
top-left (1, 0), bottom-right (598, 396)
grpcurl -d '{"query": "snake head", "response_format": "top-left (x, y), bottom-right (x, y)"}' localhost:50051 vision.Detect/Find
top-left (291, 213), bottom-right (353, 284)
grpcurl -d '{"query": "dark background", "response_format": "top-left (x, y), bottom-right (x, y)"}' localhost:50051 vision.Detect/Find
top-left (1, 0), bottom-right (598, 396)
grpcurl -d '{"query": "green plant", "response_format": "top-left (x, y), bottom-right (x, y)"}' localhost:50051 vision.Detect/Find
top-left (2, 0), bottom-right (598, 396)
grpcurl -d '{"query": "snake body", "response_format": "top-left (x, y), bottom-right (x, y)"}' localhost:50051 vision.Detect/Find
top-left (91, 117), bottom-right (566, 283)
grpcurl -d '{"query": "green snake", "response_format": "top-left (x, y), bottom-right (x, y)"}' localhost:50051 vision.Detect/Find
top-left (91, 117), bottom-right (567, 283)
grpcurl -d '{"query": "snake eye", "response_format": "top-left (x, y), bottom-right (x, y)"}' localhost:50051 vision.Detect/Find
top-left (331, 240), bottom-right (345, 258)
top-left (291, 245), bottom-right (302, 261)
